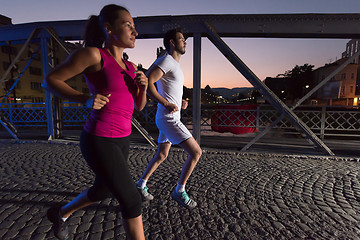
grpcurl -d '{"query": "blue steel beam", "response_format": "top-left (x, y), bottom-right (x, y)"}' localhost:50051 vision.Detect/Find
top-left (0, 118), bottom-right (19, 140)
top-left (40, 32), bottom-right (55, 140)
top-left (192, 33), bottom-right (201, 142)
top-left (0, 20), bottom-right (86, 42)
top-left (1, 13), bottom-right (360, 44)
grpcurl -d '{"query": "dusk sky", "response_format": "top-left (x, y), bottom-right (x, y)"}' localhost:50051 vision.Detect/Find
top-left (2, 0), bottom-right (360, 88)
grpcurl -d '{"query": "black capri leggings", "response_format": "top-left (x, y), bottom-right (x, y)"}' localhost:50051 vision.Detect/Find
top-left (80, 130), bottom-right (142, 219)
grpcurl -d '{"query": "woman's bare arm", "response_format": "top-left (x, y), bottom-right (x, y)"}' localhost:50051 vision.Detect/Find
top-left (46, 47), bottom-right (101, 104)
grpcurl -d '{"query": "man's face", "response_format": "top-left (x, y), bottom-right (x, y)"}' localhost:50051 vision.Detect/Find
top-left (173, 32), bottom-right (186, 54)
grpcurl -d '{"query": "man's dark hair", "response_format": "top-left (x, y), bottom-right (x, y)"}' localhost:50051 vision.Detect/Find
top-left (163, 28), bottom-right (183, 51)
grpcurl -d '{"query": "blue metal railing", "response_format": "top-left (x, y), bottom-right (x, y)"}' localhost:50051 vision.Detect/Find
top-left (0, 102), bottom-right (47, 127)
top-left (61, 105), bottom-right (91, 126)
top-left (1, 103), bottom-right (360, 139)
top-left (0, 102), bottom-right (90, 127)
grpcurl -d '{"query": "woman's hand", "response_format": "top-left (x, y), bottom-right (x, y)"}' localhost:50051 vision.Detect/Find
top-left (133, 67), bottom-right (148, 111)
top-left (134, 70), bottom-right (148, 91)
top-left (85, 93), bottom-right (111, 110)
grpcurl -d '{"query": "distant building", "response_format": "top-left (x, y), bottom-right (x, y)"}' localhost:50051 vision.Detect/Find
top-left (308, 39), bottom-right (360, 107)
top-left (0, 39), bottom-right (88, 105)
top-left (0, 14), bottom-right (12, 25)
top-left (342, 39), bottom-right (360, 64)
top-left (313, 58), bottom-right (360, 106)
top-left (262, 39), bottom-right (360, 107)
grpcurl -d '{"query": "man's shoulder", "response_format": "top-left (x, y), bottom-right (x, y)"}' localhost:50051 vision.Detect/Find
top-left (155, 54), bottom-right (172, 64)
top-left (154, 54), bottom-right (176, 70)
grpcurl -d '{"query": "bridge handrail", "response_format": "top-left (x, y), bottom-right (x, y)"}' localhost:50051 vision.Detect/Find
top-left (1, 103), bottom-right (360, 139)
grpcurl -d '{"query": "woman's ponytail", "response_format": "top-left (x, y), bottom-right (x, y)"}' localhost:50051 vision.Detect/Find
top-left (83, 15), bottom-right (106, 48)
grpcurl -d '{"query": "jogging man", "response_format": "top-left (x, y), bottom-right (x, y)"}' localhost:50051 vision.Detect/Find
top-left (136, 28), bottom-right (202, 209)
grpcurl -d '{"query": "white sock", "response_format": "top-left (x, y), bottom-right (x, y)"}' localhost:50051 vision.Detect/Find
top-left (59, 210), bottom-right (67, 222)
top-left (137, 179), bottom-right (148, 189)
top-left (176, 184), bottom-right (185, 193)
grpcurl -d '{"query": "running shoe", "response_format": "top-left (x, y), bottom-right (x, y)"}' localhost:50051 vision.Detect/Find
top-left (137, 185), bottom-right (154, 201)
top-left (47, 206), bottom-right (69, 240)
top-left (171, 190), bottom-right (197, 209)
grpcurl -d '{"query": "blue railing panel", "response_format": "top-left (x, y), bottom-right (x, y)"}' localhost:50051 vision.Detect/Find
top-left (1, 103), bottom-right (360, 138)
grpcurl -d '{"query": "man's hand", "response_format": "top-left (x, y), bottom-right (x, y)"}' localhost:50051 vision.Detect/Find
top-left (164, 102), bottom-right (179, 114)
top-left (181, 99), bottom-right (188, 110)
top-left (85, 93), bottom-right (111, 110)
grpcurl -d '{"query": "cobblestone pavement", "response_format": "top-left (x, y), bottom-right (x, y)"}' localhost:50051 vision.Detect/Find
top-left (1, 140), bottom-right (360, 239)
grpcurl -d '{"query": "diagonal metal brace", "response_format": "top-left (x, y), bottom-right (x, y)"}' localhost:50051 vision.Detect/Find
top-left (204, 22), bottom-right (334, 155)
top-left (0, 47), bottom-right (41, 139)
top-left (0, 33), bottom-right (42, 140)
top-left (0, 28), bottom-right (41, 84)
top-left (241, 113), bottom-right (284, 152)
top-left (45, 27), bottom-right (71, 55)
top-left (0, 46), bottom-right (41, 108)
top-left (252, 39), bottom-right (360, 144)
top-left (0, 113), bottom-right (19, 140)
top-left (291, 49), bottom-right (360, 110)
top-left (131, 117), bottom-right (157, 147)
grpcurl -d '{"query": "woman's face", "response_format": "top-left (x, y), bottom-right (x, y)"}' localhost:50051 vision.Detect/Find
top-left (106, 10), bottom-right (138, 49)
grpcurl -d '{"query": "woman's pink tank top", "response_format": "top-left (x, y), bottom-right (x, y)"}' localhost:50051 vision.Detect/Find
top-left (83, 48), bottom-right (138, 138)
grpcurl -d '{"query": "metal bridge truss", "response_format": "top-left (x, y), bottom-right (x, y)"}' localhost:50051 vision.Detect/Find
top-left (1, 14), bottom-right (360, 155)
top-left (0, 26), bottom-right (157, 146)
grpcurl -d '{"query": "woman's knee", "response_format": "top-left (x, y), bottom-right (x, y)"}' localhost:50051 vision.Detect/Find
top-left (87, 186), bottom-right (111, 202)
top-left (122, 191), bottom-right (142, 219)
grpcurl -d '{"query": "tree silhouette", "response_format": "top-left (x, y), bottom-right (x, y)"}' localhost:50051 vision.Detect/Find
top-left (277, 64), bottom-right (314, 100)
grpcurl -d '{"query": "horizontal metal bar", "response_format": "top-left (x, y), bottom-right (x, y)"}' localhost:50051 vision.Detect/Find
top-left (0, 102), bottom-right (46, 106)
top-left (1, 13), bottom-right (360, 43)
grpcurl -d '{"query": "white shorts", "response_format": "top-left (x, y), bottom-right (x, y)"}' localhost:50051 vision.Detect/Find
top-left (156, 114), bottom-right (192, 145)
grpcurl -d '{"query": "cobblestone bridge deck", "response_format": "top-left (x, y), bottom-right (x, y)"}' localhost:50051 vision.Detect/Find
top-left (1, 140), bottom-right (360, 239)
